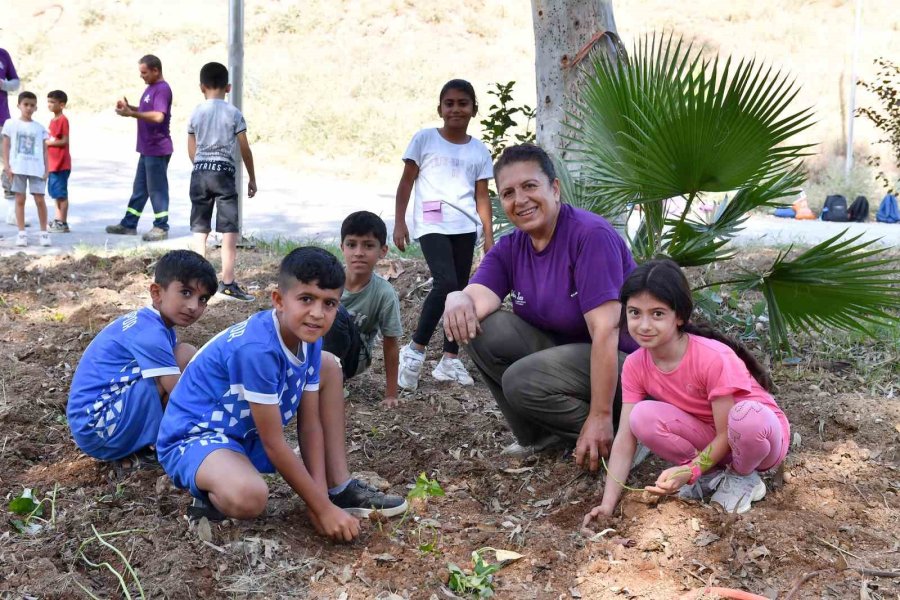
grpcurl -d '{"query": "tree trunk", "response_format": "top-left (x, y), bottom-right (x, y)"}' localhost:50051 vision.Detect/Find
top-left (531, 0), bottom-right (618, 158)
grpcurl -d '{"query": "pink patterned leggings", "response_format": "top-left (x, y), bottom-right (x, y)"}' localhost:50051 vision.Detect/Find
top-left (629, 400), bottom-right (790, 475)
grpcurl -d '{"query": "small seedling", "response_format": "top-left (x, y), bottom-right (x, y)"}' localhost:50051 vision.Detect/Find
top-left (392, 473), bottom-right (445, 538)
top-left (8, 484), bottom-right (59, 534)
top-left (447, 547), bottom-right (523, 598)
top-left (409, 472), bottom-right (445, 501)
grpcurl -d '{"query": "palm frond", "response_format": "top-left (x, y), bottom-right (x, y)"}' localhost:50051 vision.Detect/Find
top-left (726, 232), bottom-right (900, 352)
top-left (565, 32), bottom-right (815, 209)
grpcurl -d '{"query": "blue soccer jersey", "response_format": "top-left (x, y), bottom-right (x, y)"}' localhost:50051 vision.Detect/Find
top-left (67, 307), bottom-right (180, 458)
top-left (157, 310), bottom-right (321, 491)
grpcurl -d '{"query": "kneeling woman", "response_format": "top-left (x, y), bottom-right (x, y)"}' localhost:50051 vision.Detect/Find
top-left (584, 259), bottom-right (790, 522)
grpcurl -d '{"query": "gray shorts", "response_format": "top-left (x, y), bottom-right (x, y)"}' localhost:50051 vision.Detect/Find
top-left (189, 169), bottom-right (239, 233)
top-left (10, 174), bottom-right (46, 195)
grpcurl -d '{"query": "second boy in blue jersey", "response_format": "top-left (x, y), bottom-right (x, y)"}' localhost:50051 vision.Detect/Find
top-left (158, 247), bottom-right (406, 541)
top-left (67, 250), bottom-right (216, 463)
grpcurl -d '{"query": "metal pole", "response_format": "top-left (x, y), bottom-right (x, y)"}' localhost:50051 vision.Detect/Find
top-left (228, 0), bottom-right (245, 232)
top-left (845, 0), bottom-right (863, 177)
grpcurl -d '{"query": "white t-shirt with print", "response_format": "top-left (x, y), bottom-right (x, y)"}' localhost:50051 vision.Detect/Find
top-left (1, 118), bottom-right (48, 177)
top-left (402, 128), bottom-right (493, 239)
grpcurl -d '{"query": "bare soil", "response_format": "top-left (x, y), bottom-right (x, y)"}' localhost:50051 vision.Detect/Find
top-left (0, 250), bottom-right (898, 599)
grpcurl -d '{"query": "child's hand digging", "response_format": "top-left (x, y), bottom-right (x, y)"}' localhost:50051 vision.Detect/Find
top-left (381, 396), bottom-right (400, 409)
top-left (309, 504), bottom-right (360, 542)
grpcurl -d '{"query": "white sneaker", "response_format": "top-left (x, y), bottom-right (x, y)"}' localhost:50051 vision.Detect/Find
top-left (398, 343), bottom-right (425, 390)
top-left (15, 231), bottom-right (27, 247)
top-left (39, 232), bottom-right (51, 247)
top-left (678, 470), bottom-right (723, 501)
top-left (431, 356), bottom-right (474, 386)
top-left (500, 434), bottom-right (562, 459)
top-left (710, 469), bottom-right (766, 513)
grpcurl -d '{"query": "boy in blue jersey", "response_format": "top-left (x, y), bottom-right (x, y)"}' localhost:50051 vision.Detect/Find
top-left (157, 247), bottom-right (406, 541)
top-left (67, 250), bottom-right (217, 465)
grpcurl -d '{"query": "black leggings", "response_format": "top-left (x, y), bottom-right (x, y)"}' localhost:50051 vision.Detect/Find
top-left (413, 232), bottom-right (477, 354)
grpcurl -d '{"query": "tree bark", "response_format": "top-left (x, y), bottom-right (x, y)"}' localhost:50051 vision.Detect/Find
top-left (531, 0), bottom-right (618, 158)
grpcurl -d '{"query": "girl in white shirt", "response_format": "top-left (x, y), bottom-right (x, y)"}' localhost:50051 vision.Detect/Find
top-left (393, 79), bottom-right (494, 390)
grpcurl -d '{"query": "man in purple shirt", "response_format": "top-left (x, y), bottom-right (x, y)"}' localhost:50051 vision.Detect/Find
top-left (1, 47), bottom-right (21, 220)
top-left (443, 144), bottom-right (638, 471)
top-left (106, 54), bottom-right (173, 241)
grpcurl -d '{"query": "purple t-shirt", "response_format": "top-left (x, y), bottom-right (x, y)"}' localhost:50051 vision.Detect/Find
top-left (136, 80), bottom-right (173, 156)
top-left (471, 204), bottom-right (638, 351)
top-left (0, 49), bottom-right (19, 126)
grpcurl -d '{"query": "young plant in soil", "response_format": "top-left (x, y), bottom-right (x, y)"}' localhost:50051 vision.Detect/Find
top-left (447, 547), bottom-right (524, 598)
top-left (7, 484), bottom-right (58, 535)
top-left (390, 472), bottom-right (445, 543)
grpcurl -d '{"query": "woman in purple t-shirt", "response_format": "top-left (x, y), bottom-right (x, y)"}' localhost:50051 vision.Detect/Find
top-left (443, 144), bottom-right (637, 471)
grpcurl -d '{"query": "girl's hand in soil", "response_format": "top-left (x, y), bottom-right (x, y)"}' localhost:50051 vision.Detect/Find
top-left (645, 466), bottom-right (691, 495)
top-left (382, 395), bottom-right (400, 408)
top-left (582, 503), bottom-right (614, 530)
top-left (309, 504), bottom-right (360, 542)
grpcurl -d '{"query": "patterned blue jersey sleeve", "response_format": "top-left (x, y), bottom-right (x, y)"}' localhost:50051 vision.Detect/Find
top-left (303, 339), bottom-right (322, 392)
top-left (124, 312), bottom-right (180, 379)
top-left (226, 343), bottom-right (282, 405)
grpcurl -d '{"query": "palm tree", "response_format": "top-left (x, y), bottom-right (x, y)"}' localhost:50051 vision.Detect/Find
top-left (563, 33), bottom-right (900, 353)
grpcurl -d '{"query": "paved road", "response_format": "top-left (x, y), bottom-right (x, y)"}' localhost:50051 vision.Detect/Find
top-left (1, 116), bottom-right (898, 257)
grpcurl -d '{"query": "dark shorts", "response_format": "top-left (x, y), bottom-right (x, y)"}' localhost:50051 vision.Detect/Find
top-left (189, 168), bottom-right (239, 233)
top-left (48, 170), bottom-right (70, 199)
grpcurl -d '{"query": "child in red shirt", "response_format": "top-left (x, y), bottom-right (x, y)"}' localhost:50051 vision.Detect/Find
top-left (46, 90), bottom-right (71, 232)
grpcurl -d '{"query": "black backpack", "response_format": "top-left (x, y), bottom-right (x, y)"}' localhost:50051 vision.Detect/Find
top-left (322, 304), bottom-right (364, 380)
top-left (848, 195), bottom-right (869, 222)
top-left (821, 195), bottom-right (849, 222)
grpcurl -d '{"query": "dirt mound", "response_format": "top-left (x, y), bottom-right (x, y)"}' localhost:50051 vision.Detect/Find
top-left (1, 250), bottom-right (897, 599)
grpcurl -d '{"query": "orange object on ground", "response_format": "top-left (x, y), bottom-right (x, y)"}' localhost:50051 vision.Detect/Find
top-left (792, 197), bottom-right (816, 220)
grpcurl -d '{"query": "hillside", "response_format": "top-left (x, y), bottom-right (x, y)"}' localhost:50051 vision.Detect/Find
top-left (5, 0), bottom-right (899, 186)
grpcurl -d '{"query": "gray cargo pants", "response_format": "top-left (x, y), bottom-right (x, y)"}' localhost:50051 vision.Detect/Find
top-left (466, 310), bottom-right (623, 446)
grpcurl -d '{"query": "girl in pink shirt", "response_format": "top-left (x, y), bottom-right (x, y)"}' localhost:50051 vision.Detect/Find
top-left (584, 259), bottom-right (790, 522)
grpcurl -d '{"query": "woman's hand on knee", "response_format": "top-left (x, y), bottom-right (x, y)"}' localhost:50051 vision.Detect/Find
top-left (443, 291), bottom-right (480, 344)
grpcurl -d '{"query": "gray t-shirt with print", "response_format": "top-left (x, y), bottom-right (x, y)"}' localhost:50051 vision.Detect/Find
top-left (342, 274), bottom-right (403, 373)
top-left (187, 99), bottom-right (246, 168)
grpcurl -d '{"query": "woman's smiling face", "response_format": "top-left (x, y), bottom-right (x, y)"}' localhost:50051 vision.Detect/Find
top-left (496, 160), bottom-right (561, 237)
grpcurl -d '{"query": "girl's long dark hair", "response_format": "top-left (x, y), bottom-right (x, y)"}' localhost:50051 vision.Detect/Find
top-left (620, 259), bottom-right (774, 391)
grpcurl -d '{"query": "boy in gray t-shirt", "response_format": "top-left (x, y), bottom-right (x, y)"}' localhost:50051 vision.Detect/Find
top-left (324, 212), bottom-right (403, 407)
top-left (188, 62), bottom-right (257, 302)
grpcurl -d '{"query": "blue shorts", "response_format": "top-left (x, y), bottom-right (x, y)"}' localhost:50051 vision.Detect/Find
top-left (158, 432), bottom-right (274, 499)
top-left (72, 377), bottom-right (163, 461)
top-left (48, 170), bottom-right (70, 199)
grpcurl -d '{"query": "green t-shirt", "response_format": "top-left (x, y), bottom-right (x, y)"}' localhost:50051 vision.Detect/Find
top-left (342, 274), bottom-right (403, 374)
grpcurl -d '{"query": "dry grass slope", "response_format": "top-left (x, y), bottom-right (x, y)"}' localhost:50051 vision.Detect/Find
top-left (5, 0), bottom-right (899, 187)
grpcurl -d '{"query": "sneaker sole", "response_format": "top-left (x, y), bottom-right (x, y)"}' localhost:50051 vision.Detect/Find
top-left (219, 293), bottom-right (256, 303)
top-left (341, 499), bottom-right (408, 518)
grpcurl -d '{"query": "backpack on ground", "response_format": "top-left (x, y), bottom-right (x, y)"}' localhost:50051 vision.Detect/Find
top-left (847, 196), bottom-right (869, 222)
top-left (821, 194), bottom-right (849, 222)
top-left (876, 193), bottom-right (900, 224)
